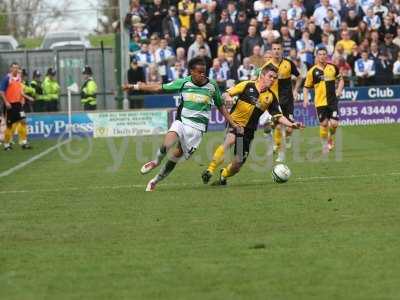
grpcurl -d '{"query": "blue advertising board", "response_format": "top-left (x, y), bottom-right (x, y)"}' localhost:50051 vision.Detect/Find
top-left (144, 86), bottom-right (400, 108)
top-left (27, 113), bottom-right (93, 139)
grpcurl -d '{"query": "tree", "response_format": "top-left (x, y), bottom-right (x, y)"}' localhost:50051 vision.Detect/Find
top-left (0, 0), bottom-right (73, 38)
top-left (93, 0), bottom-right (119, 34)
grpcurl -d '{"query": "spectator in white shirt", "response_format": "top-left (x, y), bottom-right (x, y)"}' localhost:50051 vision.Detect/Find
top-left (393, 52), bottom-right (400, 84)
top-left (237, 58), bottom-right (255, 81)
top-left (187, 34), bottom-right (211, 61)
top-left (134, 43), bottom-right (155, 71)
top-left (313, 0), bottom-right (339, 27)
top-left (154, 38), bottom-right (175, 83)
top-left (288, 0), bottom-right (304, 21)
top-left (209, 58), bottom-right (229, 89)
top-left (363, 8), bottom-right (382, 30)
top-left (372, 0), bottom-right (389, 18)
top-left (360, 0), bottom-right (374, 15)
top-left (168, 61), bottom-right (188, 81)
top-left (355, 50), bottom-right (376, 86)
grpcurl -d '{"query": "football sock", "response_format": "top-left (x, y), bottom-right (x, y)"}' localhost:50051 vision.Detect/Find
top-left (154, 160), bottom-right (176, 183)
top-left (155, 145), bottom-right (167, 164)
top-left (329, 126), bottom-right (337, 141)
top-left (207, 145), bottom-right (225, 174)
top-left (274, 126), bottom-right (282, 149)
top-left (17, 121), bottom-right (28, 144)
top-left (4, 123), bottom-right (17, 145)
top-left (221, 163), bottom-right (237, 178)
top-left (320, 126), bottom-right (328, 145)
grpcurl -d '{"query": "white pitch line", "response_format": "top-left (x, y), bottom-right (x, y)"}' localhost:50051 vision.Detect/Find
top-left (0, 172), bottom-right (399, 194)
top-left (0, 139), bottom-right (70, 178)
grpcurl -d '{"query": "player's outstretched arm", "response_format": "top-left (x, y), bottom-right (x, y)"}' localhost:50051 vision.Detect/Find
top-left (277, 115), bottom-right (304, 129)
top-left (218, 105), bottom-right (243, 134)
top-left (122, 82), bottom-right (163, 93)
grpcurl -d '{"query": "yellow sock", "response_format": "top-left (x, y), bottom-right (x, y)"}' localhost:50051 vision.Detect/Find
top-left (207, 145), bottom-right (225, 174)
top-left (329, 127), bottom-right (336, 140)
top-left (4, 123), bottom-right (17, 144)
top-left (320, 126), bottom-right (328, 143)
top-left (274, 127), bottom-right (282, 148)
top-left (17, 121), bottom-right (28, 144)
top-left (221, 163), bottom-right (237, 178)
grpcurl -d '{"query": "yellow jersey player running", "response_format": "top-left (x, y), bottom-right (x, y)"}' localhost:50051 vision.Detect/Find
top-left (202, 64), bottom-right (303, 186)
top-left (303, 47), bottom-right (344, 153)
top-left (261, 41), bottom-right (302, 162)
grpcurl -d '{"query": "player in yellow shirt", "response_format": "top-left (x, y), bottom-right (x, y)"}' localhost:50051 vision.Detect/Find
top-left (303, 47), bottom-right (344, 153)
top-left (261, 41), bottom-right (302, 162)
top-left (202, 64), bottom-right (303, 186)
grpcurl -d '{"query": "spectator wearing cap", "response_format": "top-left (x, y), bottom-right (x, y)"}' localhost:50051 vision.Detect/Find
top-left (80, 66), bottom-right (98, 111)
top-left (355, 50), bottom-right (376, 86)
top-left (363, 8), bottom-right (381, 30)
top-left (374, 51), bottom-right (393, 84)
top-left (42, 68), bottom-right (60, 112)
top-left (379, 33), bottom-right (400, 62)
top-left (162, 6), bottom-right (181, 39)
top-left (31, 70), bottom-right (45, 112)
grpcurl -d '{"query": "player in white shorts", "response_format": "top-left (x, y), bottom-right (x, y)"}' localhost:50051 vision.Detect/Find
top-left (124, 57), bottom-right (241, 191)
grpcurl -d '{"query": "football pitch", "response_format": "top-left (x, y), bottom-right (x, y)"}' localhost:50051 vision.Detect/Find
top-left (1, 124), bottom-right (400, 299)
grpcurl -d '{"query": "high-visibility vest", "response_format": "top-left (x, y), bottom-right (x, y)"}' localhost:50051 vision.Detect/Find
top-left (42, 76), bottom-right (60, 101)
top-left (80, 78), bottom-right (97, 106)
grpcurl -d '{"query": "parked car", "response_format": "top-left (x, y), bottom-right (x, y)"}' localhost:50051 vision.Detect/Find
top-left (41, 31), bottom-right (91, 49)
top-left (0, 35), bottom-right (19, 51)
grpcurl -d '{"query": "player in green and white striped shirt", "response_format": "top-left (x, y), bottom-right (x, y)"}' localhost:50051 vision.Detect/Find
top-left (124, 57), bottom-right (241, 191)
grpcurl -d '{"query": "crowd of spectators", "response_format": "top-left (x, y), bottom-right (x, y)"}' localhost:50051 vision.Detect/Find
top-left (125, 0), bottom-right (400, 92)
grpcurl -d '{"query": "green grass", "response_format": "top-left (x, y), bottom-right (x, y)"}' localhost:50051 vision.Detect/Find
top-left (18, 34), bottom-right (115, 50)
top-left (1, 125), bottom-right (400, 299)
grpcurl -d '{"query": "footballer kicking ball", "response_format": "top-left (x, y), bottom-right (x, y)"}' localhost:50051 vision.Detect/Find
top-left (272, 164), bottom-right (291, 183)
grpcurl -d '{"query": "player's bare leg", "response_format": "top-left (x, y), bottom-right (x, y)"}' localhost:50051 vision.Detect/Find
top-left (141, 131), bottom-right (179, 174)
top-left (328, 119), bottom-right (338, 151)
top-left (146, 145), bottom-right (183, 192)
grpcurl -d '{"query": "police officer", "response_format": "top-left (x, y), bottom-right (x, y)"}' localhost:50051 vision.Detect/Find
top-left (42, 68), bottom-right (60, 112)
top-left (31, 70), bottom-right (45, 112)
top-left (21, 69), bottom-right (35, 113)
top-left (80, 65), bottom-right (97, 110)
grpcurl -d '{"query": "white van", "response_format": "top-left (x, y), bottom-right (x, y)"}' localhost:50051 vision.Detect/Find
top-left (0, 35), bottom-right (19, 51)
top-left (41, 31), bottom-right (91, 49)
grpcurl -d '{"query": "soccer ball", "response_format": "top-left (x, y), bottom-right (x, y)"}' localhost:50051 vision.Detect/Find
top-left (272, 164), bottom-right (291, 183)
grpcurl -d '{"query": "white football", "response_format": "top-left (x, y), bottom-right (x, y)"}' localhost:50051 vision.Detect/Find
top-left (272, 164), bottom-right (291, 183)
